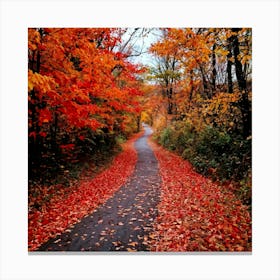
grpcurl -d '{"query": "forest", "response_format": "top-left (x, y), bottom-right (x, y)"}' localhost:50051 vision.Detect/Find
top-left (28, 28), bottom-right (252, 251)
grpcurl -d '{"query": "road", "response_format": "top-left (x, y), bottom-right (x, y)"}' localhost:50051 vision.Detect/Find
top-left (38, 126), bottom-right (161, 251)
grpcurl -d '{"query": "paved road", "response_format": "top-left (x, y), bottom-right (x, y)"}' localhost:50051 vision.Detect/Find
top-left (38, 126), bottom-right (161, 251)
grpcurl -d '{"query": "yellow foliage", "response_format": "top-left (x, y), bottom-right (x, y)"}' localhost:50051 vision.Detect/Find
top-left (28, 29), bottom-right (41, 51)
top-left (140, 111), bottom-right (152, 125)
top-left (215, 47), bottom-right (229, 57)
top-left (181, 91), bottom-right (245, 133)
top-left (28, 69), bottom-right (57, 93)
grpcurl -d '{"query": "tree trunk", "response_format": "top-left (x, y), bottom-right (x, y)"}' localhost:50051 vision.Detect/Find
top-left (189, 70), bottom-right (193, 103)
top-left (226, 39), bottom-right (233, 93)
top-left (136, 115), bottom-right (141, 132)
top-left (231, 28), bottom-right (251, 138)
top-left (212, 43), bottom-right (217, 93)
top-left (199, 64), bottom-right (209, 98)
top-left (239, 94), bottom-right (251, 138)
top-left (232, 28), bottom-right (246, 91)
top-left (167, 88), bottom-right (173, 114)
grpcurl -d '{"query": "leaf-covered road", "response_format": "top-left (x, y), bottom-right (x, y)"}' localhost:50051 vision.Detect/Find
top-left (38, 126), bottom-right (161, 251)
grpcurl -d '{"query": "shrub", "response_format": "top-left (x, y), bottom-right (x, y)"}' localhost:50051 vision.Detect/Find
top-left (159, 127), bottom-right (174, 149)
top-left (157, 123), bottom-right (251, 205)
top-left (158, 121), bottom-right (195, 153)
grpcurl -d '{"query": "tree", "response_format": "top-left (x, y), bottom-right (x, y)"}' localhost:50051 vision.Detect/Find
top-left (28, 28), bottom-right (144, 173)
top-left (148, 28), bottom-right (252, 138)
top-left (225, 28), bottom-right (252, 137)
top-left (149, 29), bottom-right (181, 115)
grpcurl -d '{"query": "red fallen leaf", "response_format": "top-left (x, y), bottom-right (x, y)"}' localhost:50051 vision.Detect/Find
top-left (147, 139), bottom-right (252, 252)
top-left (28, 132), bottom-right (142, 251)
top-left (235, 245), bottom-right (244, 251)
top-left (112, 241), bottom-right (121, 246)
top-left (127, 248), bottom-right (137, 252)
top-left (128, 242), bottom-right (138, 247)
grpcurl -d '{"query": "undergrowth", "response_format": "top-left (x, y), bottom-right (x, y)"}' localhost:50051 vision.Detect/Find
top-left (155, 121), bottom-right (251, 207)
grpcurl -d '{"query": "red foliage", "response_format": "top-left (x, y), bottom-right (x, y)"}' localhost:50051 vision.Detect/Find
top-left (59, 143), bottom-right (75, 150)
top-left (148, 139), bottom-right (252, 252)
top-left (28, 134), bottom-right (141, 251)
top-left (28, 28), bottom-right (144, 139)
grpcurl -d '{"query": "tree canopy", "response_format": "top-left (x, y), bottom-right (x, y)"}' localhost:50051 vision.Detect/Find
top-left (28, 27), bottom-right (252, 203)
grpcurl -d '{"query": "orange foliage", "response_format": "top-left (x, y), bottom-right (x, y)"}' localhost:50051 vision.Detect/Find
top-left (28, 28), bottom-right (143, 137)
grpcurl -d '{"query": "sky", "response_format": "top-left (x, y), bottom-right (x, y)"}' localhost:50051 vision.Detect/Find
top-left (121, 28), bottom-right (162, 67)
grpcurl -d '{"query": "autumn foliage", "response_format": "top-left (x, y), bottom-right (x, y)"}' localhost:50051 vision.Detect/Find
top-left (148, 139), bottom-right (251, 251)
top-left (145, 28), bottom-right (252, 204)
top-left (28, 28), bottom-right (252, 252)
top-left (28, 28), bottom-right (143, 178)
top-left (28, 135), bottom-right (139, 251)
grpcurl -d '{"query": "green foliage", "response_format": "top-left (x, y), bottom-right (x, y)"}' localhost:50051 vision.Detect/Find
top-left (115, 135), bottom-right (127, 144)
top-left (236, 174), bottom-right (252, 207)
top-left (158, 122), bottom-right (195, 153)
top-left (156, 122), bottom-right (251, 205)
top-left (159, 127), bottom-right (174, 149)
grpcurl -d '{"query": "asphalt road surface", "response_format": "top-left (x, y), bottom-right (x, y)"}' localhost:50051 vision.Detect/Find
top-left (38, 126), bottom-right (161, 252)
